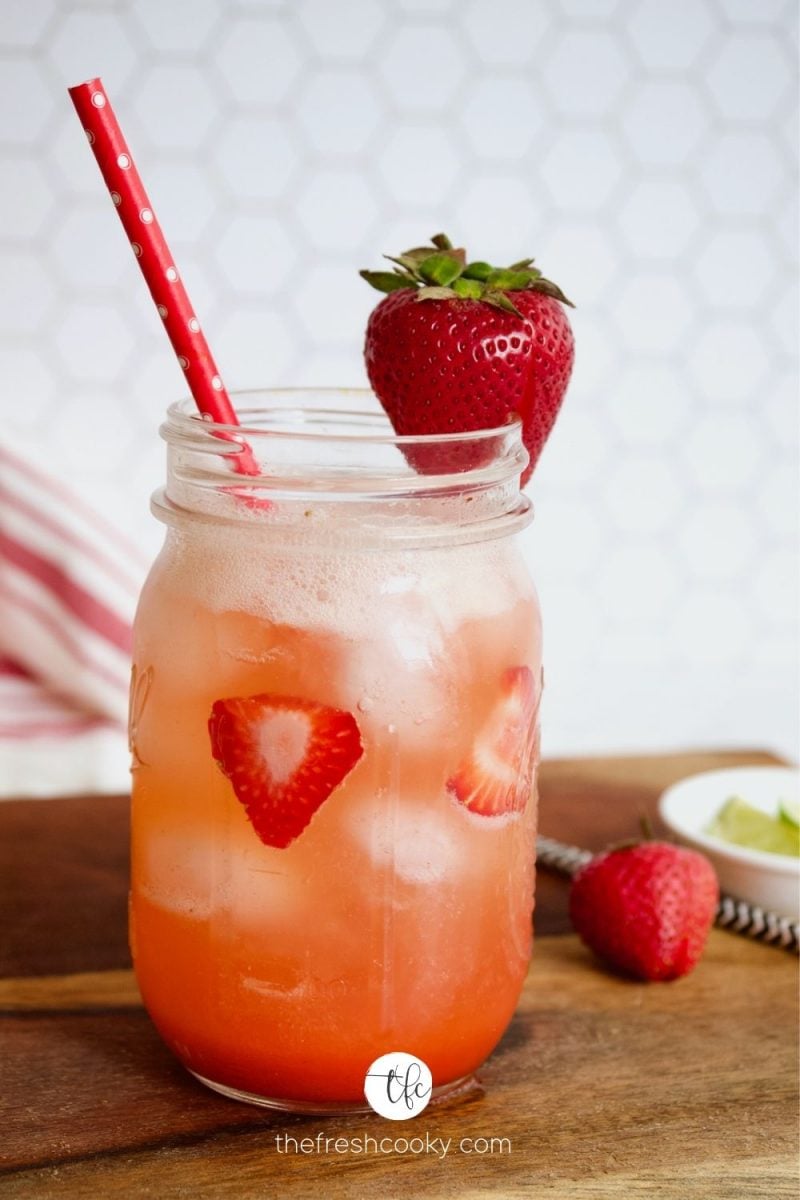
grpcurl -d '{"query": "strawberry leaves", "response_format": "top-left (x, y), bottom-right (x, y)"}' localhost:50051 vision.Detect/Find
top-left (417, 252), bottom-right (465, 287)
top-left (461, 261), bottom-right (493, 281)
top-left (360, 232), bottom-right (574, 313)
top-left (451, 277), bottom-right (483, 299)
top-left (358, 270), bottom-right (417, 294)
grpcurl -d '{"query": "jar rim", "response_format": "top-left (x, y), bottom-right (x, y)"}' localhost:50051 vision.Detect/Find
top-left (157, 388), bottom-right (532, 544)
top-left (165, 389), bottom-right (523, 448)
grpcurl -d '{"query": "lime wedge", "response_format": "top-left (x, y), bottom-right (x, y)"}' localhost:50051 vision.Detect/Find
top-left (706, 796), bottom-right (800, 858)
top-left (779, 797), bottom-right (800, 830)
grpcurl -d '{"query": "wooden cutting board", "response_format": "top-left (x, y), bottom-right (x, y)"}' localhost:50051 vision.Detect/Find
top-left (0, 750), bottom-right (797, 1198)
top-left (1, 935), bottom-right (796, 1199)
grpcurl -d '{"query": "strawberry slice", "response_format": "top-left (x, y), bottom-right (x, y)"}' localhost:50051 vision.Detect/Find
top-left (209, 693), bottom-right (363, 849)
top-left (447, 666), bottom-right (539, 817)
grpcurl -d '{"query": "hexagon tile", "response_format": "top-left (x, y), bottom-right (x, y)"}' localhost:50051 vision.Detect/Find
top-left (0, 0), bottom-right (796, 762)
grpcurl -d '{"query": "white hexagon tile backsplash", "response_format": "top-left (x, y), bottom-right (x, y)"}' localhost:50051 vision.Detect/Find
top-left (0, 0), bottom-right (797, 758)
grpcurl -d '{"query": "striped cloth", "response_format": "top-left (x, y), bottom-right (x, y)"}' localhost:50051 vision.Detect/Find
top-left (0, 439), bottom-right (147, 798)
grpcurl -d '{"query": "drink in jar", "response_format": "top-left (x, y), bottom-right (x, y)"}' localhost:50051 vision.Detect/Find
top-left (130, 393), bottom-right (541, 1111)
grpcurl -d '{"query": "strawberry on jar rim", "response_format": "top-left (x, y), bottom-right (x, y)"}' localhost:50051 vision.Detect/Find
top-left (360, 233), bottom-right (575, 485)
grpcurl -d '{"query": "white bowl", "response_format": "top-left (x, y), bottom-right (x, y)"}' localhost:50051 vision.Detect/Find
top-left (658, 766), bottom-right (800, 919)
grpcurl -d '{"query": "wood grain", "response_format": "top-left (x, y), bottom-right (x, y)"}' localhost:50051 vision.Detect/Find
top-left (0, 793), bottom-right (129, 977)
top-left (0, 749), bottom-right (796, 1198)
top-left (0, 969), bottom-right (140, 1012)
top-left (0, 934), bottom-right (796, 1199)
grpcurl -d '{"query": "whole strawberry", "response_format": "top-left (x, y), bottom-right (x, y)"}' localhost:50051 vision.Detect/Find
top-left (360, 233), bottom-right (574, 485)
top-left (569, 841), bottom-right (719, 982)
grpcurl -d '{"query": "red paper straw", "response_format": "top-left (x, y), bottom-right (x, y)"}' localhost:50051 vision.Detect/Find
top-left (68, 77), bottom-right (259, 477)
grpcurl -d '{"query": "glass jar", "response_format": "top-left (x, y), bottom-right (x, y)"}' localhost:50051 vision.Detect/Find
top-left (129, 389), bottom-right (542, 1113)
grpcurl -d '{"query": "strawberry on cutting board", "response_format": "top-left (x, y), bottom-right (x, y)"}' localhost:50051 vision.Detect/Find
top-left (448, 666), bottom-right (539, 817)
top-left (361, 233), bottom-right (574, 485)
top-left (569, 841), bottom-right (719, 982)
top-left (209, 693), bottom-right (363, 849)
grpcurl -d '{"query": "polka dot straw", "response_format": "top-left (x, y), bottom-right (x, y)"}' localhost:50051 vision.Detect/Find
top-left (68, 77), bottom-right (259, 477)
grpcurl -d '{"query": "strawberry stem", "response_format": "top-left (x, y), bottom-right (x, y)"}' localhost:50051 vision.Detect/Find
top-left (360, 233), bottom-right (574, 309)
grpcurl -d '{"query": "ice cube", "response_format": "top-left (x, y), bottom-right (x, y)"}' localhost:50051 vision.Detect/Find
top-left (137, 827), bottom-right (217, 919)
top-left (137, 821), bottom-right (306, 927)
top-left (349, 794), bottom-right (473, 885)
top-left (242, 973), bottom-right (310, 1001)
top-left (221, 833), bottom-right (307, 931)
top-left (337, 593), bottom-right (463, 750)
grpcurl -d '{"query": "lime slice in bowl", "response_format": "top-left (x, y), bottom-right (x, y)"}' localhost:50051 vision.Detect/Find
top-left (779, 797), bottom-right (800, 830)
top-left (706, 796), bottom-right (800, 858)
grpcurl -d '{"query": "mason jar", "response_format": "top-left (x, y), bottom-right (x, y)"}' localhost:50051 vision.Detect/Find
top-left (129, 389), bottom-right (542, 1113)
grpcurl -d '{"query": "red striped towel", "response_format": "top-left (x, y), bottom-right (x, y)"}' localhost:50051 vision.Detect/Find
top-left (0, 440), bottom-right (147, 797)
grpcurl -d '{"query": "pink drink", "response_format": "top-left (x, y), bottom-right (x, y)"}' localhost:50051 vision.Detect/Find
top-left (130, 393), bottom-right (541, 1110)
